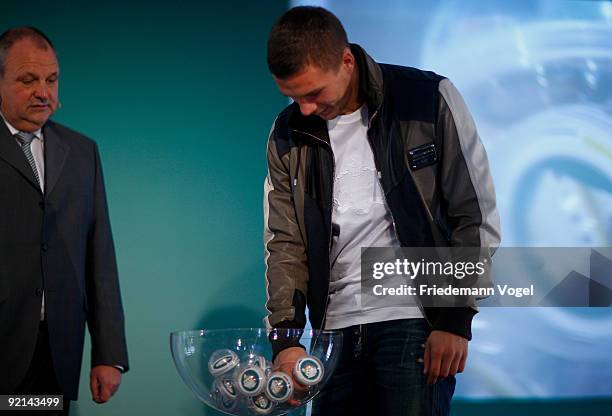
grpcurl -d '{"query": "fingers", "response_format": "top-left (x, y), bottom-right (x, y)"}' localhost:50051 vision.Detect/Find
top-left (447, 351), bottom-right (461, 378)
top-left (96, 377), bottom-right (120, 403)
top-left (92, 374), bottom-right (108, 404)
top-left (287, 384), bottom-right (309, 408)
top-left (287, 397), bottom-right (301, 407)
top-left (276, 352), bottom-right (308, 393)
top-left (99, 383), bottom-right (112, 403)
top-left (288, 388), bottom-right (308, 406)
top-left (424, 331), bottom-right (469, 384)
top-left (458, 349), bottom-right (467, 373)
top-left (90, 366), bottom-right (122, 404)
top-left (272, 348), bottom-right (313, 405)
top-left (440, 349), bottom-right (463, 382)
top-left (426, 343), bottom-right (441, 385)
top-left (275, 359), bottom-right (308, 406)
top-left (90, 373), bottom-right (101, 403)
top-left (276, 361), bottom-right (307, 393)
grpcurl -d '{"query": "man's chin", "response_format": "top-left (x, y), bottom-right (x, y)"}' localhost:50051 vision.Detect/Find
top-left (28, 110), bottom-right (52, 122)
top-left (21, 116), bottom-right (50, 131)
top-left (317, 110), bottom-right (337, 120)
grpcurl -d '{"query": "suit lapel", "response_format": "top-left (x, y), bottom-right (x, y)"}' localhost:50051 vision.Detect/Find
top-left (43, 121), bottom-right (69, 197)
top-left (0, 120), bottom-right (42, 193)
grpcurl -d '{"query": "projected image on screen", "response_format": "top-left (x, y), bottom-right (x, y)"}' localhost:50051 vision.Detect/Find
top-left (294, 0), bottom-right (612, 398)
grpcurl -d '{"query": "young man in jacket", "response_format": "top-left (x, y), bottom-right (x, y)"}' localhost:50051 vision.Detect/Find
top-left (263, 6), bottom-right (500, 415)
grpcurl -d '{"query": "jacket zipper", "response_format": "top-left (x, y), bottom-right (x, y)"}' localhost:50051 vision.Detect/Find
top-left (366, 109), bottom-right (433, 327)
top-left (290, 128), bottom-right (335, 332)
top-left (292, 104), bottom-right (381, 329)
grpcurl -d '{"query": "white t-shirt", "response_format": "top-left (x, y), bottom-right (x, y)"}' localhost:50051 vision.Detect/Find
top-left (325, 105), bottom-right (422, 330)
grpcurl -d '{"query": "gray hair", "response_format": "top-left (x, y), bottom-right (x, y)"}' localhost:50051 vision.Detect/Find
top-left (0, 27), bottom-right (55, 78)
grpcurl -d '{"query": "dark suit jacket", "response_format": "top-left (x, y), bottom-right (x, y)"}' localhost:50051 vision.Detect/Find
top-left (0, 119), bottom-right (129, 400)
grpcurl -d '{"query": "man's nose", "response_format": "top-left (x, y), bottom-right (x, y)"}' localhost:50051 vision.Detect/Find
top-left (33, 81), bottom-right (48, 100)
top-left (297, 100), bottom-right (317, 116)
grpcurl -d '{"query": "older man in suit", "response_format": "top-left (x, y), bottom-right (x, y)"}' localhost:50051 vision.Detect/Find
top-left (0, 27), bottom-right (128, 414)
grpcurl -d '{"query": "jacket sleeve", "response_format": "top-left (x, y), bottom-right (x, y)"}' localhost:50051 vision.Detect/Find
top-left (263, 121), bottom-right (309, 357)
top-left (432, 78), bottom-right (501, 339)
top-left (86, 142), bottom-right (129, 372)
top-left (437, 78), bottom-right (501, 251)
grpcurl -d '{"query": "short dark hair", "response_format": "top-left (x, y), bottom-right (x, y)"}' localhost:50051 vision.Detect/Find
top-left (267, 6), bottom-right (348, 79)
top-left (0, 26), bottom-right (55, 77)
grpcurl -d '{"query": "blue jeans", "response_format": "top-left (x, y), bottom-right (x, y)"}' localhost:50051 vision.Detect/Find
top-left (312, 319), bottom-right (455, 416)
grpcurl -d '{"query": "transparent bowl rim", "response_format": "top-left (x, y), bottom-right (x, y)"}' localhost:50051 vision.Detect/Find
top-left (169, 327), bottom-right (343, 337)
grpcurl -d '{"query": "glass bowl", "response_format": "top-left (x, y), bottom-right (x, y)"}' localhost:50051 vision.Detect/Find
top-left (170, 328), bottom-right (343, 415)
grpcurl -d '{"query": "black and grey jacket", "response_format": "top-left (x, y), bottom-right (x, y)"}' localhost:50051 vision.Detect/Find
top-left (263, 44), bottom-right (500, 354)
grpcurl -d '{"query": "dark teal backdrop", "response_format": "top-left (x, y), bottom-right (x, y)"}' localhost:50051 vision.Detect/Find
top-left (1, 1), bottom-right (287, 414)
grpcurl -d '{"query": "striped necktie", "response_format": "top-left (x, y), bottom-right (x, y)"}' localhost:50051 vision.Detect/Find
top-left (15, 131), bottom-right (41, 187)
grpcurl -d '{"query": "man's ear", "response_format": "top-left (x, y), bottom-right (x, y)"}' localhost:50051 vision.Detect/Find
top-left (341, 47), bottom-right (354, 70)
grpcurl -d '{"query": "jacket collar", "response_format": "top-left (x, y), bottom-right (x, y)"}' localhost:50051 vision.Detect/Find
top-left (350, 43), bottom-right (384, 113)
top-left (42, 120), bottom-right (69, 197)
top-left (0, 118), bottom-right (69, 196)
top-left (0, 119), bottom-right (42, 193)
